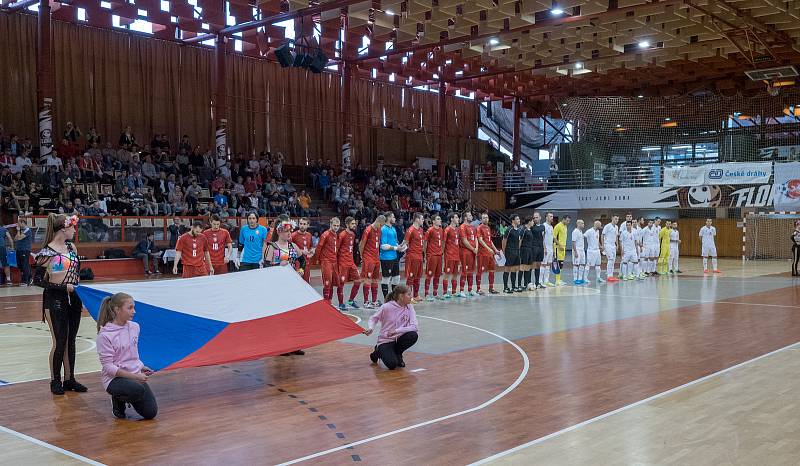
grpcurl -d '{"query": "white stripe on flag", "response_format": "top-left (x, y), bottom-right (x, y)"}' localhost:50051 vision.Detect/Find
top-left (81, 267), bottom-right (320, 323)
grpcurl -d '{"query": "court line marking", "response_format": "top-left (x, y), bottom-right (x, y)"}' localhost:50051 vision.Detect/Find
top-left (468, 340), bottom-right (800, 465)
top-left (0, 335), bottom-right (97, 355)
top-left (275, 315), bottom-right (531, 466)
top-left (0, 425), bottom-right (106, 466)
top-left (600, 292), bottom-right (800, 309)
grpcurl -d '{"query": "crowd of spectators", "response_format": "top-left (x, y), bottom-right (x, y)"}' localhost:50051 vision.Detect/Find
top-left (0, 122), bottom-right (319, 222)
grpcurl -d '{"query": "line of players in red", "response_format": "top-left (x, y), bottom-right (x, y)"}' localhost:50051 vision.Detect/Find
top-left (172, 211), bottom-right (502, 310)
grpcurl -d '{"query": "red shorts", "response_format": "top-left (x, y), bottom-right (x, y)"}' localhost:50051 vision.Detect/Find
top-left (321, 261), bottom-right (340, 288)
top-left (460, 250), bottom-right (476, 273)
top-left (339, 263), bottom-right (360, 283)
top-left (211, 263), bottom-right (227, 275)
top-left (405, 255), bottom-right (423, 280)
top-left (478, 255), bottom-right (495, 272)
top-left (361, 259), bottom-right (381, 280)
top-left (444, 259), bottom-right (461, 275)
top-left (425, 255), bottom-right (443, 277)
top-left (182, 264), bottom-right (209, 278)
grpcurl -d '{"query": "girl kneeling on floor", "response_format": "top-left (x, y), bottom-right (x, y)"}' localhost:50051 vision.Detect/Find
top-left (364, 284), bottom-right (419, 370)
top-left (96, 292), bottom-right (158, 420)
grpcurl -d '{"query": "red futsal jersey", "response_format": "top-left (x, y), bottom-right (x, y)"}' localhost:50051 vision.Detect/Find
top-left (459, 223), bottom-right (478, 252)
top-left (202, 228), bottom-right (232, 265)
top-left (425, 226), bottom-right (444, 257)
top-left (337, 229), bottom-right (356, 266)
top-left (317, 230), bottom-right (338, 263)
top-left (477, 224), bottom-right (494, 257)
top-left (404, 225), bottom-right (424, 259)
top-left (361, 224), bottom-right (381, 262)
top-left (291, 230), bottom-right (313, 252)
top-left (176, 233), bottom-right (209, 267)
top-left (444, 226), bottom-right (461, 262)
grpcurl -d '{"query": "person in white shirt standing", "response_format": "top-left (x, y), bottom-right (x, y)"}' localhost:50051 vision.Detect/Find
top-left (602, 215), bottom-right (620, 282)
top-left (584, 220), bottom-right (603, 283)
top-left (669, 222), bottom-right (682, 274)
top-left (571, 219), bottom-right (586, 285)
top-left (641, 219), bottom-right (658, 276)
top-left (619, 220), bottom-right (641, 280)
top-left (541, 212), bottom-right (555, 287)
top-left (699, 219), bottom-right (720, 274)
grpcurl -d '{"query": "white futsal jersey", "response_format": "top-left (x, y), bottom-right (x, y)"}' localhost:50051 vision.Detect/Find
top-left (620, 229), bottom-right (638, 257)
top-left (571, 228), bottom-right (585, 264)
top-left (584, 227), bottom-right (602, 266)
top-left (670, 229), bottom-right (680, 253)
top-left (602, 223), bottom-right (618, 252)
top-left (544, 222), bottom-right (554, 252)
top-left (699, 225), bottom-right (717, 257)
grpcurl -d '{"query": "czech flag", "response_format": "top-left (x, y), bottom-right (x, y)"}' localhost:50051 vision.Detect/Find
top-left (76, 267), bottom-right (364, 371)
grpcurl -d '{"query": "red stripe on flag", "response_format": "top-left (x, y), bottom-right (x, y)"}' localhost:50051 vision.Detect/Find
top-left (164, 300), bottom-right (363, 370)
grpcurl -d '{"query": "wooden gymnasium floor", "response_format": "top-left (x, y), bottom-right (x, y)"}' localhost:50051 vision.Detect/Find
top-left (1, 258), bottom-right (799, 466)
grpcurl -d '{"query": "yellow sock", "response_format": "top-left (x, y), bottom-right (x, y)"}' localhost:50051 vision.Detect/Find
top-left (556, 273), bottom-right (561, 284)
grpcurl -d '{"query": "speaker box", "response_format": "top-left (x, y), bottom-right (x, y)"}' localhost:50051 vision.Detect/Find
top-left (308, 50), bottom-right (329, 73)
top-left (274, 44), bottom-right (294, 68)
top-left (293, 51), bottom-right (313, 68)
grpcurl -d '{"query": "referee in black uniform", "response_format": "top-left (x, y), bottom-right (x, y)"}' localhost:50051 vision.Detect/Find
top-left (502, 215), bottom-right (522, 293)
top-left (530, 212), bottom-right (546, 289)
top-left (519, 218), bottom-right (534, 291)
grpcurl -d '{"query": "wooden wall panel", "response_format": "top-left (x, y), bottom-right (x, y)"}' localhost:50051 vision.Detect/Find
top-left (676, 218), bottom-right (741, 258)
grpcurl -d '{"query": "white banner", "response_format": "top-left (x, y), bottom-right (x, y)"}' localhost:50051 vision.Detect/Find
top-left (508, 187), bottom-right (679, 210)
top-left (760, 145), bottom-right (800, 161)
top-left (704, 162), bottom-right (772, 185)
top-left (774, 162), bottom-right (800, 211)
top-left (664, 166), bottom-right (705, 187)
top-left (663, 162), bottom-right (772, 187)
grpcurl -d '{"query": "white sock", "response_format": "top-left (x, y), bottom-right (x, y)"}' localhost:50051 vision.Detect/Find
top-left (541, 267), bottom-right (549, 284)
top-left (634, 262), bottom-right (640, 275)
top-left (621, 262), bottom-right (628, 277)
top-left (581, 266), bottom-right (587, 281)
top-left (607, 258), bottom-right (615, 277)
top-left (595, 266), bottom-right (602, 280)
top-left (712, 258), bottom-right (718, 270)
top-left (703, 258), bottom-right (708, 270)
top-left (675, 256), bottom-right (679, 270)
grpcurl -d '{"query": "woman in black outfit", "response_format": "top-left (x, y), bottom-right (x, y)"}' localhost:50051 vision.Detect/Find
top-left (33, 213), bottom-right (87, 395)
top-left (792, 220), bottom-right (800, 276)
top-left (502, 215), bottom-right (522, 293)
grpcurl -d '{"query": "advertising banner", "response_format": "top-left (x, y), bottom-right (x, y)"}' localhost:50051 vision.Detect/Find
top-left (663, 163), bottom-right (772, 187)
top-left (664, 166), bottom-right (705, 187)
top-left (774, 162), bottom-right (800, 211)
top-left (507, 184), bottom-right (775, 210)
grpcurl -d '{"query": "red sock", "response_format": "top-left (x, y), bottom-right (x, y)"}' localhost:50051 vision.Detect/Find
top-left (424, 277), bottom-right (431, 296)
top-left (433, 276), bottom-right (440, 296)
top-left (414, 279), bottom-right (421, 298)
top-left (323, 286), bottom-right (333, 302)
top-left (459, 275), bottom-right (466, 291)
top-left (467, 274), bottom-right (473, 292)
top-left (363, 283), bottom-right (370, 302)
top-left (336, 287), bottom-right (344, 304)
top-left (442, 279), bottom-right (449, 295)
top-left (488, 272), bottom-right (495, 290)
top-left (451, 278), bottom-right (457, 292)
top-left (349, 282), bottom-right (360, 301)
top-left (371, 283), bottom-right (378, 301)
top-left (476, 272), bottom-right (482, 291)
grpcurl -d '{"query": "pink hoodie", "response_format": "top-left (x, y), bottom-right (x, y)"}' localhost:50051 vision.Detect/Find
top-left (97, 321), bottom-right (144, 389)
top-left (367, 301), bottom-right (419, 345)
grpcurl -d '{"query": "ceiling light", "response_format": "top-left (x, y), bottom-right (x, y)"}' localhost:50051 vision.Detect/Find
top-left (575, 62), bottom-right (583, 69)
top-left (489, 38), bottom-right (499, 45)
top-left (385, 9), bottom-right (394, 15)
top-left (638, 40), bottom-right (650, 49)
top-left (638, 95), bottom-right (644, 98)
top-left (551, 7), bottom-right (564, 15)
top-left (664, 117), bottom-right (671, 121)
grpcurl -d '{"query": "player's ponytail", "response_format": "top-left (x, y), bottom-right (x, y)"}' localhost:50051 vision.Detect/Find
top-left (386, 284), bottom-right (409, 304)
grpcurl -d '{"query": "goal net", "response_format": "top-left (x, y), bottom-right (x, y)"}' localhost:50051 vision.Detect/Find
top-left (745, 213), bottom-right (800, 260)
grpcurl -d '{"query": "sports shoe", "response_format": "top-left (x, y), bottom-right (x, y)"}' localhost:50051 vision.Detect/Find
top-left (504, 288), bottom-right (513, 294)
top-left (544, 282), bottom-right (554, 287)
top-left (470, 291), bottom-right (479, 297)
top-left (676, 269), bottom-right (683, 274)
top-left (457, 292), bottom-right (468, 298)
top-left (636, 275), bottom-right (645, 281)
top-left (703, 269), bottom-right (709, 274)
top-left (628, 274), bottom-right (636, 280)
top-left (437, 295), bottom-right (447, 300)
top-left (536, 284), bottom-right (546, 289)
top-left (338, 304), bottom-right (347, 312)
top-left (607, 277), bottom-right (620, 283)
top-left (596, 278), bottom-right (605, 284)
top-left (573, 279), bottom-right (583, 285)
top-left (112, 397), bottom-right (127, 419)
top-left (63, 379), bottom-right (88, 392)
top-left (442, 294), bottom-right (451, 299)
top-left (373, 300), bottom-right (383, 307)
top-left (50, 380), bottom-right (64, 396)
top-left (348, 300), bottom-right (360, 309)
top-left (713, 269), bottom-right (722, 274)
top-left (154, 270), bottom-right (163, 275)
top-left (476, 290), bottom-right (486, 296)
top-left (426, 295), bottom-right (435, 302)
top-left (489, 289), bottom-right (499, 294)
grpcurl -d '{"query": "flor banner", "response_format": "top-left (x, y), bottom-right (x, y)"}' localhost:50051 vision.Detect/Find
top-left (774, 162), bottom-right (800, 211)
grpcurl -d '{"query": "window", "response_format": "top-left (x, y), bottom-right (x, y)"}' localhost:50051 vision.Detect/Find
top-left (694, 142), bottom-right (718, 159)
top-left (666, 144), bottom-right (692, 161)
